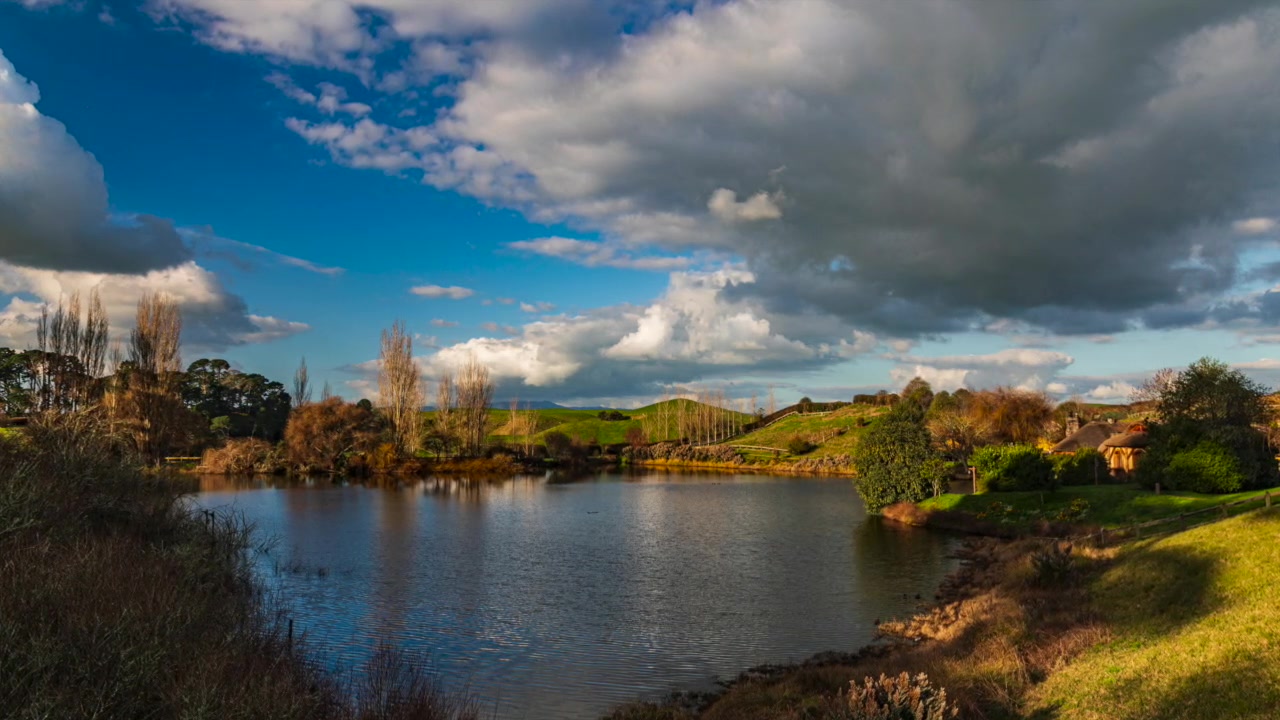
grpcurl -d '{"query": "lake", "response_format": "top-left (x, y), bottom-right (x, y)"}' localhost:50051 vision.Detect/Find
top-left (197, 471), bottom-right (958, 720)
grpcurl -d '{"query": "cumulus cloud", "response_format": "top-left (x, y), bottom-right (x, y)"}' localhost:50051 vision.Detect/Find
top-left (157, 0), bottom-right (1280, 339)
top-left (0, 50), bottom-right (191, 273)
top-left (336, 269), bottom-right (877, 401)
top-left (0, 51), bottom-right (306, 353)
top-left (508, 237), bottom-right (690, 271)
top-left (410, 284), bottom-right (474, 299)
top-left (707, 188), bottom-right (783, 223)
top-left (0, 261), bottom-right (309, 350)
top-left (430, 318), bottom-right (459, 328)
top-left (1084, 380), bottom-right (1139, 401)
top-left (519, 301), bottom-right (555, 313)
top-left (889, 349), bottom-right (1075, 393)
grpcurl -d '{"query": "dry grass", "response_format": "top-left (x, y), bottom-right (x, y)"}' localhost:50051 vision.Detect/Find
top-left (609, 536), bottom-right (1117, 720)
top-left (0, 412), bottom-right (478, 720)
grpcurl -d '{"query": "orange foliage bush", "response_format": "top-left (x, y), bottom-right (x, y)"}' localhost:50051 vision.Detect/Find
top-left (283, 397), bottom-right (382, 474)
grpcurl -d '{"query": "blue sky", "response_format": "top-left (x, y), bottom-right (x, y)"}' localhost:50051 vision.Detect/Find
top-left (3, 0), bottom-right (1280, 406)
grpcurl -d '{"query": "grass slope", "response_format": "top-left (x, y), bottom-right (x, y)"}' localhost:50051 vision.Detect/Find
top-left (920, 484), bottom-right (1280, 529)
top-left (724, 404), bottom-right (887, 458)
top-left (1030, 508), bottom-right (1280, 720)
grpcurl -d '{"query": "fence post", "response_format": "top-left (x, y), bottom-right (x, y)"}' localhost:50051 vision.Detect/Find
top-left (1267, 491), bottom-right (1273, 509)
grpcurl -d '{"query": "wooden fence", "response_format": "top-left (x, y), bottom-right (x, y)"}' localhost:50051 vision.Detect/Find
top-left (1077, 490), bottom-right (1275, 545)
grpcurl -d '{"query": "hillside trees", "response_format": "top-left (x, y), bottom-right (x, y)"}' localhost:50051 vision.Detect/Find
top-left (180, 359), bottom-right (291, 441)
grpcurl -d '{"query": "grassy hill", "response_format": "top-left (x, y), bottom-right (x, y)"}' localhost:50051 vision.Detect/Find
top-left (427, 398), bottom-right (755, 447)
top-left (724, 403), bottom-right (888, 459)
top-left (1029, 508), bottom-right (1280, 719)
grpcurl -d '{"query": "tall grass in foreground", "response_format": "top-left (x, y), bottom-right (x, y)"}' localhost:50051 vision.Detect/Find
top-left (0, 412), bottom-right (479, 720)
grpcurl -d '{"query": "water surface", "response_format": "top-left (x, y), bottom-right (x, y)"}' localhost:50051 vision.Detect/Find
top-left (198, 471), bottom-right (957, 719)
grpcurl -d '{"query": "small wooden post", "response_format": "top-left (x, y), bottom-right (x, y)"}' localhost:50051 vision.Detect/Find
top-left (1267, 491), bottom-right (1272, 508)
top-left (1154, 482), bottom-right (1161, 495)
top-left (970, 466), bottom-right (978, 494)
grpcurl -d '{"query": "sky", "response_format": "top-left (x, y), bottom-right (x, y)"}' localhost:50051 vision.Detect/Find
top-left (3, 0), bottom-right (1280, 407)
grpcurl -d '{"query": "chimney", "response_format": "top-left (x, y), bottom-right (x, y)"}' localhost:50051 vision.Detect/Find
top-left (1066, 412), bottom-right (1080, 436)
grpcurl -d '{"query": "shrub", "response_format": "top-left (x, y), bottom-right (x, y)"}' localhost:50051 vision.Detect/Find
top-left (543, 431), bottom-right (573, 460)
top-left (283, 397), bottom-right (382, 474)
top-left (1164, 441), bottom-right (1245, 493)
top-left (625, 425), bottom-right (648, 448)
top-left (1052, 498), bottom-right (1091, 523)
top-left (1051, 448), bottom-right (1106, 486)
top-left (199, 437), bottom-right (284, 474)
top-left (847, 672), bottom-right (957, 719)
top-left (971, 444), bottom-right (1054, 492)
top-left (787, 435), bottom-right (816, 455)
top-left (1030, 542), bottom-right (1075, 587)
top-left (1, 412), bottom-right (478, 720)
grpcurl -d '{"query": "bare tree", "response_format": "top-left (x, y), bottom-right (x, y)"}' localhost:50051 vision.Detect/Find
top-left (1131, 368), bottom-right (1177, 405)
top-left (456, 355), bottom-right (494, 456)
top-left (292, 357), bottom-right (313, 408)
top-left (434, 370), bottom-right (456, 456)
top-left (113, 293), bottom-right (186, 460)
top-left (321, 381), bottom-right (333, 402)
top-left (378, 321), bottom-right (424, 456)
top-left (767, 385), bottom-right (777, 416)
top-left (31, 290), bottom-right (110, 412)
top-left (509, 397), bottom-right (536, 456)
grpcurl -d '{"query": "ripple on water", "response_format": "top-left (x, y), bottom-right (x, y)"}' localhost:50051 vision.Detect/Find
top-left (199, 472), bottom-right (958, 720)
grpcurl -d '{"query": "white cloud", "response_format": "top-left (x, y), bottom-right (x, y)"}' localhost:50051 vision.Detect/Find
top-left (266, 72), bottom-right (372, 116)
top-left (519, 301), bottom-right (555, 313)
top-left (890, 349), bottom-right (1075, 392)
top-left (188, 0), bottom-right (1280, 339)
top-left (707, 188), bottom-right (783, 223)
top-left (430, 318), bottom-right (459, 327)
top-left (508, 237), bottom-right (690, 271)
top-left (1085, 380), bottom-right (1138, 401)
top-left (0, 261), bottom-right (307, 350)
top-left (1233, 217), bottom-right (1277, 235)
top-left (410, 284), bottom-right (474, 299)
top-left (240, 315), bottom-right (312, 344)
top-left (1233, 358), bottom-right (1280, 370)
top-left (478, 322), bottom-right (519, 336)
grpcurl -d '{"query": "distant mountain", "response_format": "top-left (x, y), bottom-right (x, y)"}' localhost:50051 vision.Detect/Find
top-left (488, 400), bottom-right (572, 410)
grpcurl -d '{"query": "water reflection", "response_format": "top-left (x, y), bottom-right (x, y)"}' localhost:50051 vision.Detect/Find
top-left (197, 472), bottom-right (958, 720)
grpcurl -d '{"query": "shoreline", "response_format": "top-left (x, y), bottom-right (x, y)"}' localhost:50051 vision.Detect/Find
top-left (606, 533), bottom-right (1003, 718)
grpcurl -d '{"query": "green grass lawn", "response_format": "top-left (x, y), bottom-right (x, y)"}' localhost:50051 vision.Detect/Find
top-left (919, 484), bottom-right (1280, 528)
top-left (1028, 508), bottom-right (1280, 720)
